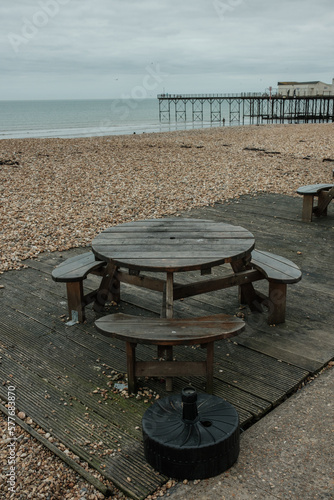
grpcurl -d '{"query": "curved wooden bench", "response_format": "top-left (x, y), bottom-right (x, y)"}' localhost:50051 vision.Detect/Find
top-left (297, 183), bottom-right (334, 222)
top-left (248, 250), bottom-right (302, 325)
top-left (95, 313), bottom-right (245, 393)
top-left (250, 250), bottom-right (302, 284)
top-left (52, 252), bottom-right (106, 322)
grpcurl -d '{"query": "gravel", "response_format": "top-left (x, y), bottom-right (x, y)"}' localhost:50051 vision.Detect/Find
top-left (0, 413), bottom-right (129, 499)
top-left (1, 123), bottom-right (333, 273)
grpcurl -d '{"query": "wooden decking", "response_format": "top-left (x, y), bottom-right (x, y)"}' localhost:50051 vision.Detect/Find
top-left (0, 193), bottom-right (333, 499)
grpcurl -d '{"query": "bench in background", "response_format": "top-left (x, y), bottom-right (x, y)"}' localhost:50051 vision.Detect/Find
top-left (297, 183), bottom-right (334, 222)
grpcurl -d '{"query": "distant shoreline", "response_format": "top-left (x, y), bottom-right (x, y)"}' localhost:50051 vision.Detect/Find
top-left (1, 119), bottom-right (332, 142)
top-left (3, 97), bottom-right (332, 141)
top-left (0, 120), bottom-right (229, 141)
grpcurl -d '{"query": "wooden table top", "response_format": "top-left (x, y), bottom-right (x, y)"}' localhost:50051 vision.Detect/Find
top-left (92, 218), bottom-right (255, 272)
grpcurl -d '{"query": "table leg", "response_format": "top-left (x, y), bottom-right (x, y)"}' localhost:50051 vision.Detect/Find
top-left (205, 342), bottom-right (214, 395)
top-left (165, 271), bottom-right (174, 390)
top-left (126, 341), bottom-right (137, 394)
top-left (93, 263), bottom-right (119, 312)
top-left (231, 260), bottom-right (263, 313)
top-left (161, 283), bottom-right (166, 318)
top-left (161, 271), bottom-right (174, 317)
top-left (165, 272), bottom-right (174, 319)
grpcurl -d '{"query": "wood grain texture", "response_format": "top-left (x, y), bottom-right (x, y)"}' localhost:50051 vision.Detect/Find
top-left (297, 183), bottom-right (334, 195)
top-left (52, 252), bottom-right (105, 282)
top-left (95, 312), bottom-right (245, 345)
top-left (92, 218), bottom-right (255, 272)
top-left (250, 250), bottom-right (302, 284)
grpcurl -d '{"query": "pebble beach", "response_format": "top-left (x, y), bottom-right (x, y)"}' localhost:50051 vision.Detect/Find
top-left (1, 122), bottom-right (334, 274)
top-left (1, 122), bottom-right (334, 499)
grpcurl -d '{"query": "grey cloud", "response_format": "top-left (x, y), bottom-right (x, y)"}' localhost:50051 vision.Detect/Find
top-left (1, 0), bottom-right (333, 99)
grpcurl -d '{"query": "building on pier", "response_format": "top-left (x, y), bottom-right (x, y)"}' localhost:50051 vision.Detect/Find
top-left (278, 78), bottom-right (334, 97)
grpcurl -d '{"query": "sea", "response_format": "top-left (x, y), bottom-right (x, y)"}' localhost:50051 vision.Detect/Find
top-left (0, 98), bottom-right (229, 140)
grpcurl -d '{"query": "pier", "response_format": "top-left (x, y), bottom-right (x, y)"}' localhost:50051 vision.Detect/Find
top-left (158, 93), bottom-right (334, 125)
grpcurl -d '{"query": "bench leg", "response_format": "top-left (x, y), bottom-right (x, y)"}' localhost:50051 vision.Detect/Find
top-left (301, 194), bottom-right (314, 222)
top-left (157, 345), bottom-right (174, 391)
top-left (232, 260), bottom-right (263, 313)
top-left (126, 342), bottom-right (137, 394)
top-left (165, 346), bottom-right (173, 391)
top-left (66, 281), bottom-right (85, 322)
top-left (267, 282), bottom-right (287, 325)
top-left (205, 342), bottom-right (214, 395)
top-left (314, 188), bottom-right (334, 217)
top-left (125, 341), bottom-right (216, 394)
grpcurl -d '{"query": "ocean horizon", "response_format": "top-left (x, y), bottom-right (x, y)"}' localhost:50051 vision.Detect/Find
top-left (0, 98), bottom-right (230, 140)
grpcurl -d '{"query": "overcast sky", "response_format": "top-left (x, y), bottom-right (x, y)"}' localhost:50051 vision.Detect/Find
top-left (1, 0), bottom-right (333, 100)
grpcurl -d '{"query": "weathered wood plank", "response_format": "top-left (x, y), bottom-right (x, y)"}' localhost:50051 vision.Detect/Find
top-left (51, 252), bottom-right (105, 282)
top-left (0, 354), bottom-right (166, 500)
top-left (296, 183), bottom-right (334, 195)
top-left (92, 218), bottom-right (255, 272)
top-left (95, 313), bottom-right (245, 345)
top-left (250, 250), bottom-right (302, 283)
top-left (173, 269), bottom-right (264, 300)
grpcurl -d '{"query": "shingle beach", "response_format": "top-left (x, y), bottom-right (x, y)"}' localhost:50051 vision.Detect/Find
top-left (1, 122), bottom-right (334, 499)
top-left (1, 122), bottom-right (333, 274)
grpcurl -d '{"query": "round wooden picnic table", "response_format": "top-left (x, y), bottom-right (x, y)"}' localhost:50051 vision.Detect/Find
top-left (92, 218), bottom-right (255, 272)
top-left (92, 218), bottom-right (255, 319)
top-left (93, 218), bottom-right (254, 391)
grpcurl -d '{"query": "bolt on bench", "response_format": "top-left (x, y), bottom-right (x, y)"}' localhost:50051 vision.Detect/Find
top-left (94, 313), bottom-right (245, 393)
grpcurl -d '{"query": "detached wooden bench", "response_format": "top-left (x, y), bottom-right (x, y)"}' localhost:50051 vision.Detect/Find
top-left (52, 252), bottom-right (106, 323)
top-left (247, 250), bottom-right (302, 325)
top-left (95, 313), bottom-right (245, 393)
top-left (297, 183), bottom-right (334, 222)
